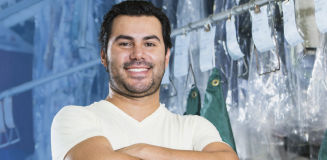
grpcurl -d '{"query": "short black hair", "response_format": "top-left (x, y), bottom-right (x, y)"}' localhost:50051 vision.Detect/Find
top-left (99, 1), bottom-right (172, 54)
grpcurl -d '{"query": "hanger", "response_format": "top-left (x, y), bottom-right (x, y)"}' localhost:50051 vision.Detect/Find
top-left (167, 76), bottom-right (178, 98)
top-left (185, 51), bottom-right (198, 89)
top-left (238, 57), bottom-right (249, 77)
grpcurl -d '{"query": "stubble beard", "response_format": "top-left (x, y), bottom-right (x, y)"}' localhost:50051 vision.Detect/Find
top-left (108, 60), bottom-right (165, 98)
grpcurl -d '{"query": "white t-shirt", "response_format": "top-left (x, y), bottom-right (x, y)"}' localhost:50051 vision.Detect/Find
top-left (51, 100), bottom-right (223, 160)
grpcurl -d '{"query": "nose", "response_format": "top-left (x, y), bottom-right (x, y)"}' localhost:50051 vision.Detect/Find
top-left (130, 43), bottom-right (144, 60)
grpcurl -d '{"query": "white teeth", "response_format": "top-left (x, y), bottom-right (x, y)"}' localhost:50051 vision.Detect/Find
top-left (128, 68), bottom-right (148, 72)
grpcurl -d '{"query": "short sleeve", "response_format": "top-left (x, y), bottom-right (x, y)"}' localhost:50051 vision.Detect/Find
top-left (192, 116), bottom-right (223, 151)
top-left (51, 106), bottom-right (103, 160)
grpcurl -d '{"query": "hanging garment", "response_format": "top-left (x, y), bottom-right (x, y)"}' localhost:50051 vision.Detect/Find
top-left (4, 97), bottom-right (15, 129)
top-left (0, 99), bottom-right (9, 148)
top-left (3, 97), bottom-right (20, 146)
top-left (184, 85), bottom-right (201, 115)
top-left (201, 68), bottom-right (237, 153)
top-left (0, 100), bottom-right (6, 133)
top-left (318, 130), bottom-right (327, 160)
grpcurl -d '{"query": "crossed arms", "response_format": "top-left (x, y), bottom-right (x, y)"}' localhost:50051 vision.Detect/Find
top-left (64, 136), bottom-right (239, 160)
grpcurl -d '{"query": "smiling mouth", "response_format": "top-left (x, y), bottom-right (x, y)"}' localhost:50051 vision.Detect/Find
top-left (123, 61), bottom-right (153, 74)
top-left (128, 68), bottom-right (149, 72)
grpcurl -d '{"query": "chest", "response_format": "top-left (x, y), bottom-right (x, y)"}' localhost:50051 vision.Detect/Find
top-left (99, 115), bottom-right (194, 150)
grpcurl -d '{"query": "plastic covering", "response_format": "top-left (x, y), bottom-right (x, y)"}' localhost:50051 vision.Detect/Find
top-left (164, 0), bottom-right (214, 115)
top-left (1, 0), bottom-right (326, 159)
top-left (31, 0), bottom-right (114, 159)
top-left (170, 0), bottom-right (327, 159)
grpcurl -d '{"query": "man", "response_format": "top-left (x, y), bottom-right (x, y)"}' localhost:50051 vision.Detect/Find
top-left (51, 1), bottom-right (238, 160)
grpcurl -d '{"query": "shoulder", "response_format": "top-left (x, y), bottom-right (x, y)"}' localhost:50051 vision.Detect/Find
top-left (51, 103), bottom-right (104, 160)
top-left (53, 105), bottom-right (94, 121)
top-left (163, 108), bottom-right (211, 127)
top-left (55, 105), bottom-right (88, 115)
top-left (182, 115), bottom-right (216, 129)
top-left (166, 111), bottom-right (220, 137)
top-left (53, 101), bottom-right (105, 120)
top-left (51, 102), bottom-right (103, 131)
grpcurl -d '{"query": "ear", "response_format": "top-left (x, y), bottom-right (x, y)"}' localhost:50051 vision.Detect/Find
top-left (100, 49), bottom-right (108, 68)
top-left (164, 48), bottom-right (171, 69)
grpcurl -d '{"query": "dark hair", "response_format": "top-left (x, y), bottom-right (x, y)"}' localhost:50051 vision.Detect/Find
top-left (99, 1), bottom-right (172, 54)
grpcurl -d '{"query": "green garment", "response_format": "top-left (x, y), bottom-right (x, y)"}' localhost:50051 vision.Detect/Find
top-left (185, 85), bottom-right (201, 115)
top-left (319, 130), bottom-right (327, 160)
top-left (200, 68), bottom-right (237, 153)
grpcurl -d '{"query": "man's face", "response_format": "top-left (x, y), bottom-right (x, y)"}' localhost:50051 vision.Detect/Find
top-left (104, 15), bottom-right (170, 98)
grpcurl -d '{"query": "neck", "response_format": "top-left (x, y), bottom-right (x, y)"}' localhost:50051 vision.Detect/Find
top-left (105, 87), bottom-right (160, 122)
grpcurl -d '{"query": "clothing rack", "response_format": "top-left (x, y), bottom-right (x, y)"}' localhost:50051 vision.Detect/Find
top-left (0, 0), bottom-right (279, 100)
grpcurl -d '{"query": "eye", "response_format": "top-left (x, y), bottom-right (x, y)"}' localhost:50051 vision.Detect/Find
top-left (118, 42), bottom-right (132, 47)
top-left (145, 42), bottom-right (156, 47)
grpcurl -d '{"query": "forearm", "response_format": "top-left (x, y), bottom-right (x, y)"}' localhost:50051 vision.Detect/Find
top-left (139, 144), bottom-right (238, 160)
top-left (109, 152), bottom-right (143, 160)
top-left (66, 149), bottom-right (142, 160)
top-left (64, 136), bottom-right (142, 160)
top-left (107, 152), bottom-right (143, 160)
top-left (117, 143), bottom-right (238, 160)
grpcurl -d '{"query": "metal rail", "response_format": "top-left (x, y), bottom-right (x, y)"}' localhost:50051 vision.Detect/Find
top-left (171, 0), bottom-right (278, 36)
top-left (0, 60), bottom-right (99, 99)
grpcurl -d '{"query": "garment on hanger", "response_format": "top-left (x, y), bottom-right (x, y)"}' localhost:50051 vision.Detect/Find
top-left (0, 100), bottom-right (6, 133)
top-left (185, 85), bottom-right (201, 115)
top-left (201, 68), bottom-right (237, 152)
top-left (318, 130), bottom-right (327, 160)
top-left (0, 99), bottom-right (9, 148)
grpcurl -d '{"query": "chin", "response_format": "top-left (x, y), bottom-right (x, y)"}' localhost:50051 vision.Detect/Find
top-left (124, 82), bottom-right (160, 97)
top-left (125, 83), bottom-right (154, 94)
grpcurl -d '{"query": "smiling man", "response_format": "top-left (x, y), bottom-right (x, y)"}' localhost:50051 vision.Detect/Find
top-left (51, 1), bottom-right (238, 160)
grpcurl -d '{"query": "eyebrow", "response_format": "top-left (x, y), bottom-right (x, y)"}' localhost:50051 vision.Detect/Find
top-left (143, 35), bottom-right (161, 42)
top-left (114, 35), bottom-right (161, 42)
top-left (114, 35), bottom-right (133, 42)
